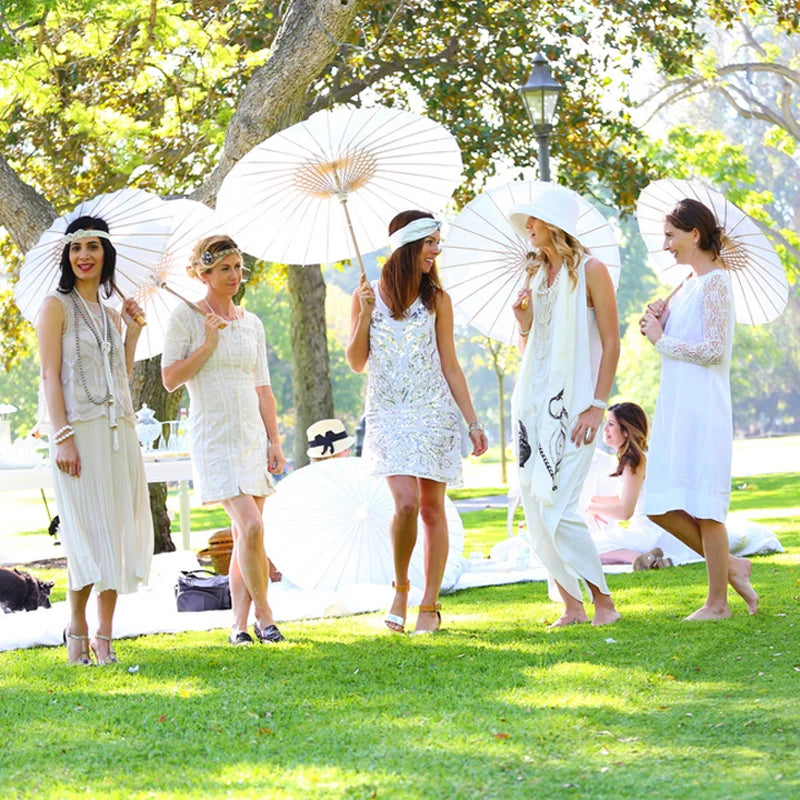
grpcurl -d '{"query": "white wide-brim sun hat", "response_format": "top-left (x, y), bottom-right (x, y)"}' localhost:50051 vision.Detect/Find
top-left (508, 184), bottom-right (580, 241)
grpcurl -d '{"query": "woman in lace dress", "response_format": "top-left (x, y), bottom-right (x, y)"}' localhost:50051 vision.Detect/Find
top-left (162, 235), bottom-right (287, 645)
top-left (509, 185), bottom-right (621, 627)
top-left (37, 215), bottom-right (152, 665)
top-left (346, 210), bottom-right (488, 634)
top-left (640, 198), bottom-right (758, 620)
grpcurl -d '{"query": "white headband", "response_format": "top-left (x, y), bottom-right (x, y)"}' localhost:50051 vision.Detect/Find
top-left (64, 229), bottom-right (112, 244)
top-left (388, 218), bottom-right (441, 253)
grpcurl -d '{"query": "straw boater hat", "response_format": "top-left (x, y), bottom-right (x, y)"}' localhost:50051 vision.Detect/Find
top-left (306, 418), bottom-right (355, 459)
top-left (507, 184), bottom-right (580, 241)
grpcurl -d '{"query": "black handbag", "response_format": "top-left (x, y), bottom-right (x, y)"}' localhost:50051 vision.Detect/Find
top-left (175, 569), bottom-right (231, 612)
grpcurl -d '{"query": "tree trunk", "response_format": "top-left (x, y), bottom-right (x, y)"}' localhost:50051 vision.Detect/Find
top-left (287, 265), bottom-right (334, 467)
top-left (130, 356), bottom-right (183, 553)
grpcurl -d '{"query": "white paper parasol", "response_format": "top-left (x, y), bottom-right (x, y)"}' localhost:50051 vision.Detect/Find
top-left (440, 180), bottom-right (621, 344)
top-left (263, 458), bottom-right (465, 593)
top-left (215, 105), bottom-right (463, 272)
top-left (15, 188), bottom-right (171, 324)
top-left (130, 198), bottom-right (217, 360)
top-left (635, 178), bottom-right (788, 325)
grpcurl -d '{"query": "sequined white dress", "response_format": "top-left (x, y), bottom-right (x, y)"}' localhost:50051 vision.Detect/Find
top-left (643, 269), bottom-right (734, 522)
top-left (361, 284), bottom-right (462, 485)
top-left (162, 303), bottom-right (273, 504)
top-left (39, 291), bottom-right (153, 593)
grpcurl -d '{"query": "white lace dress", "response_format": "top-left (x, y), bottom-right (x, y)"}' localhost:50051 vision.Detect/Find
top-left (643, 269), bottom-right (735, 522)
top-left (162, 303), bottom-right (273, 504)
top-left (361, 284), bottom-right (462, 485)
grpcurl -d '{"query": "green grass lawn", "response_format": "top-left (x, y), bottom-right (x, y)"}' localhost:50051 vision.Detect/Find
top-left (1, 474), bottom-right (798, 798)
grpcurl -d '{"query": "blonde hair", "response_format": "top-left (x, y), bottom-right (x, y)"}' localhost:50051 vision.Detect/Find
top-left (531, 223), bottom-right (588, 289)
top-left (187, 234), bottom-right (241, 280)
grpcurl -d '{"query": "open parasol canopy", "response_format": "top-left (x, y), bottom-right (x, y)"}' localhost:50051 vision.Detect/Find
top-left (440, 180), bottom-right (621, 344)
top-left (263, 458), bottom-right (465, 593)
top-left (15, 188), bottom-right (171, 324)
top-left (215, 105), bottom-right (463, 273)
top-left (130, 198), bottom-right (217, 360)
top-left (635, 178), bottom-right (789, 325)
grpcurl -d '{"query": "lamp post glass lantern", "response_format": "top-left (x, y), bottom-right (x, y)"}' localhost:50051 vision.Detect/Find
top-left (518, 52), bottom-right (563, 181)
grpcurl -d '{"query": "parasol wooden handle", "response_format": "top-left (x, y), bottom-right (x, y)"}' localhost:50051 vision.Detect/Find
top-left (112, 283), bottom-right (146, 326)
top-left (640, 272), bottom-right (691, 336)
top-left (338, 192), bottom-right (366, 278)
top-left (519, 264), bottom-right (536, 311)
top-left (151, 277), bottom-right (226, 329)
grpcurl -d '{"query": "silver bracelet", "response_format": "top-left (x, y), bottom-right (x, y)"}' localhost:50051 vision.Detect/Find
top-left (590, 398), bottom-right (607, 410)
top-left (468, 421), bottom-right (485, 433)
top-left (519, 327), bottom-right (531, 337)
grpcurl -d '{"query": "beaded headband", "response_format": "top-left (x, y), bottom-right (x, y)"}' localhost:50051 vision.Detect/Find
top-left (64, 229), bottom-right (112, 244)
top-left (193, 246), bottom-right (242, 269)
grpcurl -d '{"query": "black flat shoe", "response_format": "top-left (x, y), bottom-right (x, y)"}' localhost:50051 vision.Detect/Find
top-left (228, 630), bottom-right (254, 646)
top-left (253, 622), bottom-right (285, 643)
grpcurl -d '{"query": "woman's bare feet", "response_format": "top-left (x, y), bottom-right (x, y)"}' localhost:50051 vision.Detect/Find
top-left (728, 557), bottom-right (758, 615)
top-left (591, 595), bottom-right (621, 626)
top-left (684, 603), bottom-right (731, 621)
top-left (549, 610), bottom-right (589, 628)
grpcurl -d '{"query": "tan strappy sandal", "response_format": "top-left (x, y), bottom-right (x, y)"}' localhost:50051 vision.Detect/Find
top-left (91, 633), bottom-right (119, 665)
top-left (63, 628), bottom-right (93, 666)
top-left (412, 601), bottom-right (442, 635)
top-left (384, 581), bottom-right (409, 632)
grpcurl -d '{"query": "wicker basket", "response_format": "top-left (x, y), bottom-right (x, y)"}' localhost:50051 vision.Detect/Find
top-left (198, 528), bottom-right (233, 575)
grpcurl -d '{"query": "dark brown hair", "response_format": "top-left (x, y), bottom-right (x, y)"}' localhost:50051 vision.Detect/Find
top-left (380, 210), bottom-right (442, 319)
top-left (58, 216), bottom-right (116, 298)
top-left (666, 198), bottom-right (723, 258)
top-left (608, 402), bottom-right (648, 477)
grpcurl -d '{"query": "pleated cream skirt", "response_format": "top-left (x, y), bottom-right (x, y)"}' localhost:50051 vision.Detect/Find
top-left (52, 417), bottom-right (153, 593)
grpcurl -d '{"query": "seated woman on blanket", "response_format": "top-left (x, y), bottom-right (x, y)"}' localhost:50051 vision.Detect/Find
top-left (583, 402), bottom-right (782, 569)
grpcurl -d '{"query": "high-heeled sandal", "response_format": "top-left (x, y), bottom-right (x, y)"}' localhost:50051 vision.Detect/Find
top-left (412, 601), bottom-right (442, 635)
top-left (63, 628), bottom-right (93, 666)
top-left (384, 581), bottom-right (409, 632)
top-left (90, 633), bottom-right (119, 665)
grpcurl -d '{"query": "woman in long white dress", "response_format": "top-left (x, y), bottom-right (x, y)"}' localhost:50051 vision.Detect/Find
top-left (162, 235), bottom-right (287, 645)
top-left (640, 198), bottom-right (758, 620)
top-left (509, 185), bottom-right (621, 627)
top-left (38, 215), bottom-right (152, 665)
top-left (346, 210), bottom-right (488, 634)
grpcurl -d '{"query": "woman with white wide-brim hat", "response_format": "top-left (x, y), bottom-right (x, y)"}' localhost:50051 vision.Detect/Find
top-left (509, 184), bottom-right (621, 628)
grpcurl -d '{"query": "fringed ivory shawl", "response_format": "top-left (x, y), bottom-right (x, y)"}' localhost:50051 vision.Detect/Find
top-left (511, 256), bottom-right (596, 506)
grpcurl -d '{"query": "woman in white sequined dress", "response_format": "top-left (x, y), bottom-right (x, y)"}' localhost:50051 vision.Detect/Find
top-left (37, 215), bottom-right (152, 666)
top-left (640, 198), bottom-right (758, 620)
top-left (509, 186), bottom-right (621, 628)
top-left (162, 235), bottom-right (287, 645)
top-left (347, 210), bottom-right (488, 634)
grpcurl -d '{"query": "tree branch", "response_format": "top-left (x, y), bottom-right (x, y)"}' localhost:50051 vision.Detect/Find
top-left (193, 0), bottom-right (362, 204)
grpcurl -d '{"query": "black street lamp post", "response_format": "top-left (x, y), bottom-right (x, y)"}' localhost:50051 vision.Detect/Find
top-left (518, 52), bottom-right (564, 182)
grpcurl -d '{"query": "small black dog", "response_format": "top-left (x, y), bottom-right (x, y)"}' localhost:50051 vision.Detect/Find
top-left (0, 567), bottom-right (54, 613)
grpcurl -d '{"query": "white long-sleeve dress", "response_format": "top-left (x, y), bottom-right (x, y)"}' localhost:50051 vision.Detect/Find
top-left (643, 269), bottom-right (734, 521)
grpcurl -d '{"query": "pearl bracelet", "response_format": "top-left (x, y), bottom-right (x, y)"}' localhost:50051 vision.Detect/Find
top-left (53, 424), bottom-right (72, 439)
top-left (53, 425), bottom-right (75, 444)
